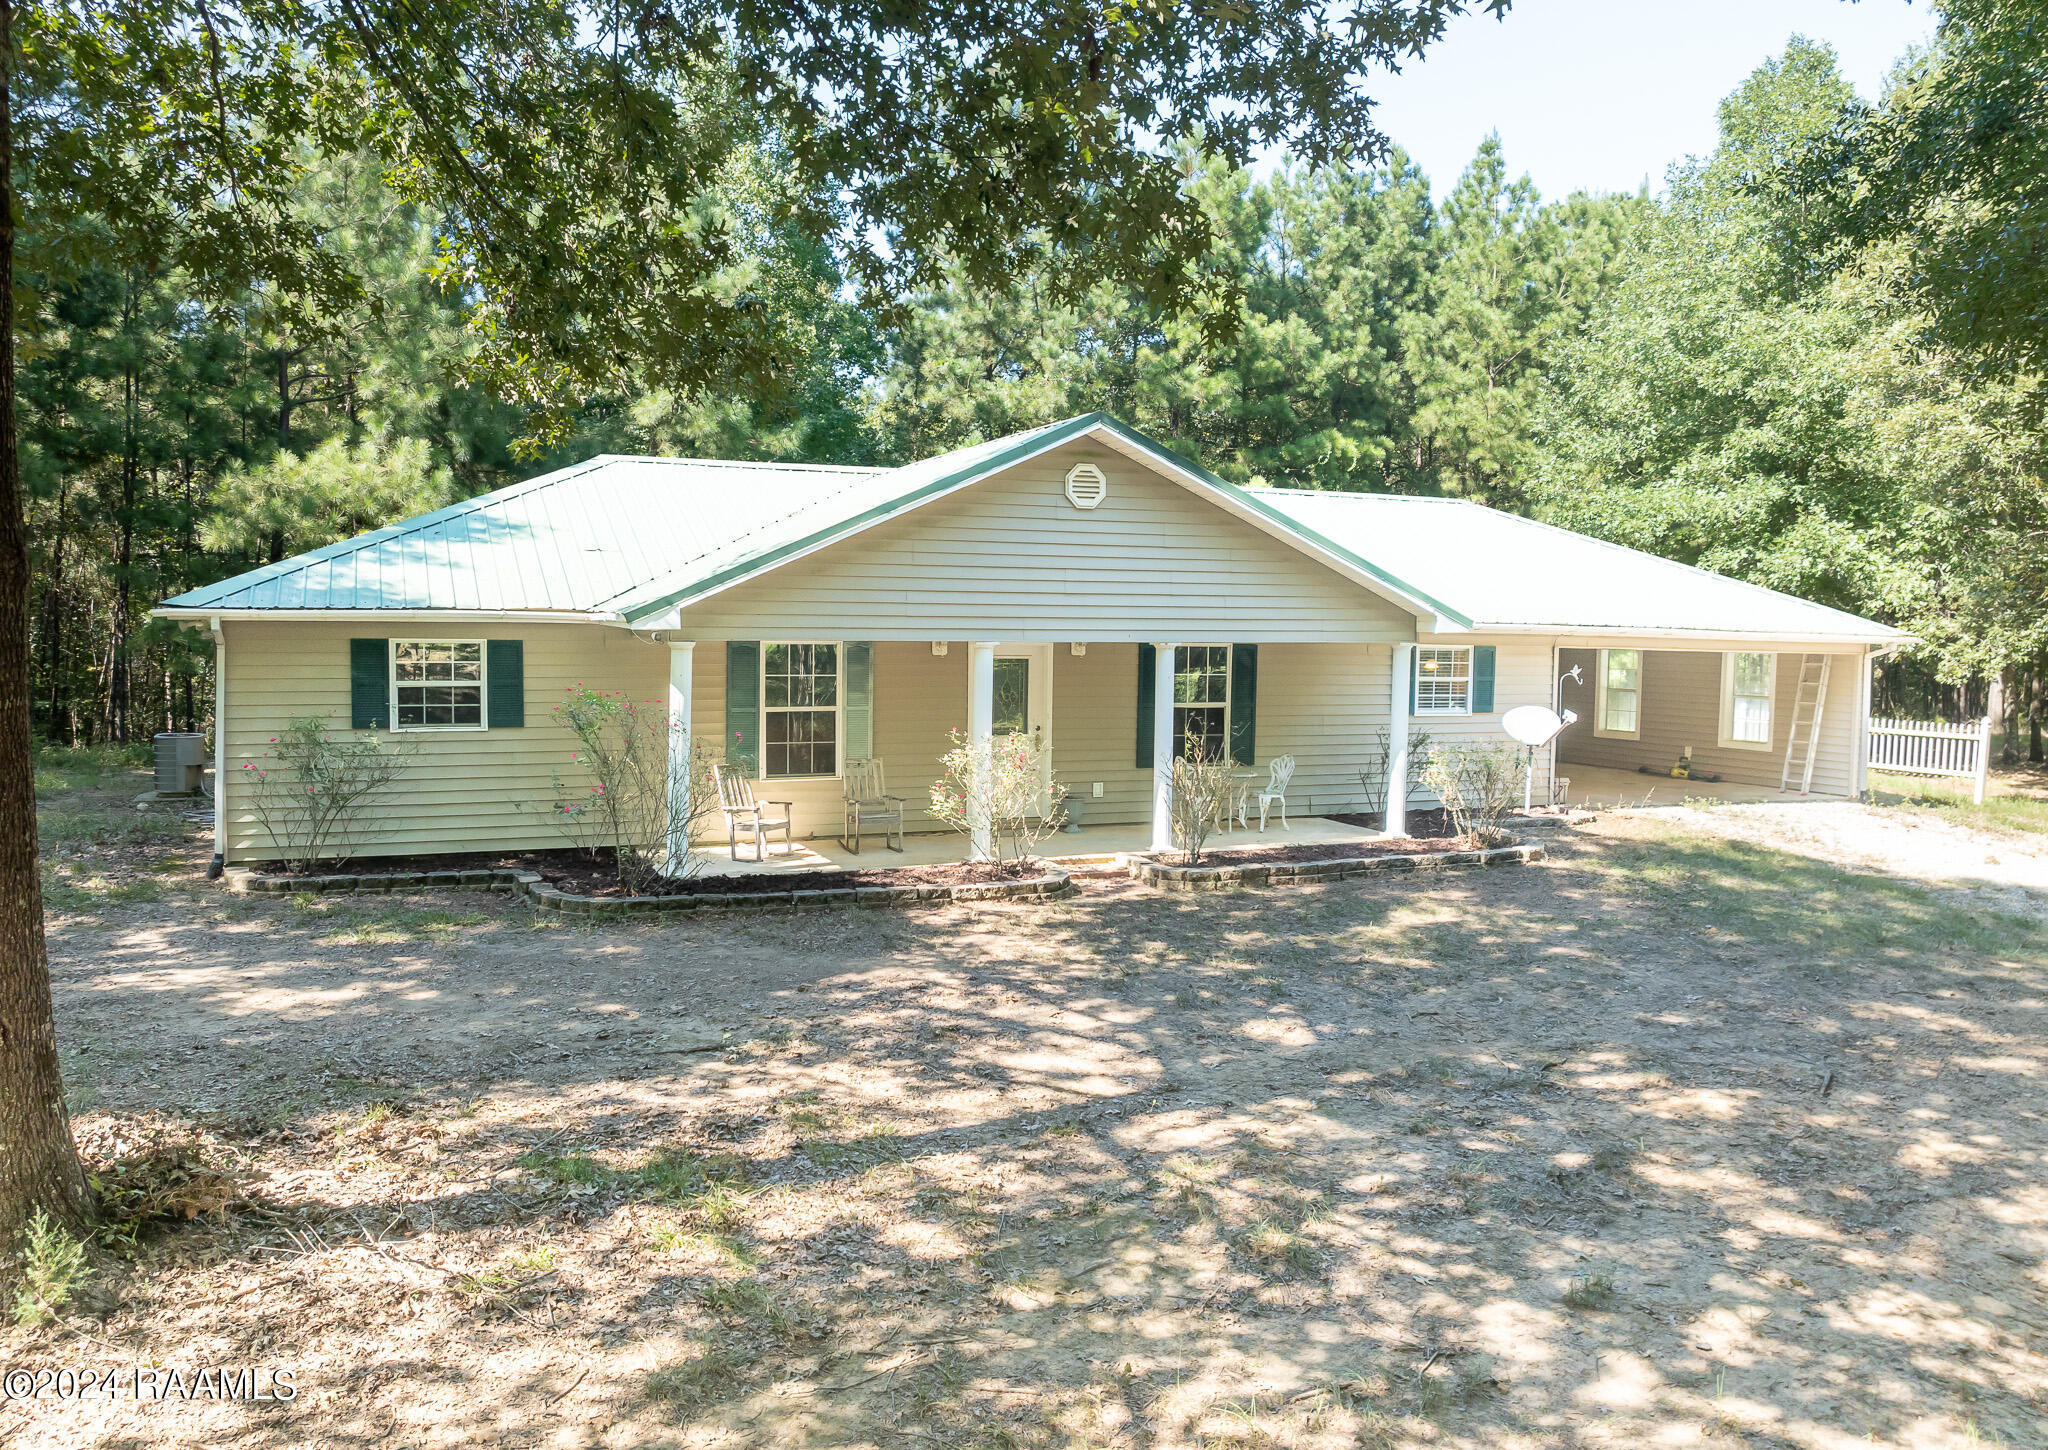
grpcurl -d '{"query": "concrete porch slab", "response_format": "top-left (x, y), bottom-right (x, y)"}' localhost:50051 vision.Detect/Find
top-left (1558, 763), bottom-right (1824, 808)
top-left (681, 813), bottom-right (1389, 876)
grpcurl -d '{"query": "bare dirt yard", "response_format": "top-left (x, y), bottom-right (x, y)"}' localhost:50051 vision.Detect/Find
top-left (9, 767), bottom-right (2047, 1449)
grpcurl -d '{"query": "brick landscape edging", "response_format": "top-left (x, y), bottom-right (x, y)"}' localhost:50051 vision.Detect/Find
top-left (226, 865), bottom-right (1074, 914)
top-left (1120, 841), bottom-right (1545, 891)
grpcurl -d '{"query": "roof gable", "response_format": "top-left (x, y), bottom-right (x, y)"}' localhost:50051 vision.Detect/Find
top-left (663, 435), bottom-right (1423, 644)
top-left (612, 413), bottom-right (1466, 630)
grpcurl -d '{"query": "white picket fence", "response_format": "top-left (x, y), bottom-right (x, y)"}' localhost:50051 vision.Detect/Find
top-left (1867, 716), bottom-right (1992, 803)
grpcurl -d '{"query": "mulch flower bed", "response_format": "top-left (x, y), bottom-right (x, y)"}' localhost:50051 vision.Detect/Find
top-left (249, 847), bottom-right (1044, 899)
top-left (538, 858), bottom-right (1043, 899)
top-left (1320, 807), bottom-right (1459, 835)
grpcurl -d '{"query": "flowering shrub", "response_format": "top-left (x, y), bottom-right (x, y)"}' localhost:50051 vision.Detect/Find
top-left (1419, 742), bottom-right (1522, 847)
top-left (242, 716), bottom-right (411, 870)
top-left (540, 687), bottom-right (718, 892)
top-left (1169, 743), bottom-right (1236, 865)
top-left (927, 729), bottom-right (1067, 865)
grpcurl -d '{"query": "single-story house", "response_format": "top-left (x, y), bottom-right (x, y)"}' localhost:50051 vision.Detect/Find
top-left (154, 413), bottom-right (1910, 869)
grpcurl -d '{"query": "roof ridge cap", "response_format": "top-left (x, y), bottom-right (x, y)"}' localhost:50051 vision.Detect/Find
top-left (1249, 486), bottom-right (1479, 504)
top-left (608, 455), bottom-right (887, 474)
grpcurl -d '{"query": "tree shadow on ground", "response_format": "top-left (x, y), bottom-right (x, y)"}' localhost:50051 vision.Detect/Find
top-left (32, 817), bottom-right (2048, 1448)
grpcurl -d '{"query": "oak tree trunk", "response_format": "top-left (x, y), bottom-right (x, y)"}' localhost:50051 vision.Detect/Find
top-left (0, 0), bottom-right (88, 1238)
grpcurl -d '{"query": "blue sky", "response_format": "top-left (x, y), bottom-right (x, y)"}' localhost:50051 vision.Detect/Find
top-left (1346, 0), bottom-right (1937, 199)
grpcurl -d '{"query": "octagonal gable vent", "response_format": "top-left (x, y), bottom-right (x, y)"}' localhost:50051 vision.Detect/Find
top-left (1064, 462), bottom-right (1108, 510)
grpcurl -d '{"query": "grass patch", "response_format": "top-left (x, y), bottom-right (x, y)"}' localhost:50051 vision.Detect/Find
top-left (517, 1150), bottom-right (610, 1187)
top-left (517, 1147), bottom-right (751, 1225)
top-left (1562, 1268), bottom-right (1617, 1310)
top-left (41, 868), bottom-right (163, 912)
top-left (1607, 828), bottom-right (2045, 966)
top-left (645, 1346), bottom-right (744, 1413)
top-left (453, 1245), bottom-right (557, 1303)
top-left (1240, 1220), bottom-right (1320, 1274)
top-left (34, 742), bottom-right (151, 798)
top-left (1154, 1154), bottom-right (1227, 1215)
top-left (697, 1277), bottom-right (794, 1334)
top-left (39, 805), bottom-right (189, 849)
top-left (320, 909), bottom-right (488, 945)
top-left (1872, 772), bottom-right (2048, 837)
top-left (643, 1223), bottom-right (755, 1267)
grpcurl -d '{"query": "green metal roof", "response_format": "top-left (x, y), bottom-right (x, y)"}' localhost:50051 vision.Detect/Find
top-left (155, 412), bottom-right (1905, 644)
top-left (156, 413), bottom-right (1463, 627)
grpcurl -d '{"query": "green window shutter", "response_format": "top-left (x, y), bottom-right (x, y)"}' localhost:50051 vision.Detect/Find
top-left (486, 640), bottom-right (525, 727)
top-left (1135, 643), bottom-right (1156, 769)
top-left (844, 641), bottom-right (873, 761)
top-left (1472, 646), bottom-right (1496, 713)
top-left (726, 641), bottom-right (761, 776)
top-left (350, 638), bottom-right (389, 730)
top-left (1407, 650), bottom-right (1416, 716)
top-left (1228, 643), bottom-right (1257, 766)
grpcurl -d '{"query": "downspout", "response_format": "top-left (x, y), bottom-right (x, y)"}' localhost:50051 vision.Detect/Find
top-left (205, 614), bottom-right (226, 879)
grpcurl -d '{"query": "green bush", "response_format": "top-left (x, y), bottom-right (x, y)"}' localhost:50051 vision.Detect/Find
top-left (11, 1211), bottom-right (88, 1326)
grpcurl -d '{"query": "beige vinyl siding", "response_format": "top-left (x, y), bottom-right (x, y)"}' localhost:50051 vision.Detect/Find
top-left (1404, 636), bottom-right (1558, 807)
top-left (874, 645), bottom-right (969, 833)
top-left (1041, 643), bottom-right (1400, 826)
top-left (1556, 646), bottom-right (1862, 796)
top-left (1047, 644), bottom-right (1150, 826)
top-left (690, 641), bottom-right (970, 843)
top-left (1255, 644), bottom-right (1390, 817)
top-left (221, 620), bottom-right (666, 862)
top-left (674, 440), bottom-right (1418, 645)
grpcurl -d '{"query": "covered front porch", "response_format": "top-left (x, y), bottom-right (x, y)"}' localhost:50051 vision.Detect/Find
top-left (681, 812), bottom-right (1388, 876)
top-left (667, 636), bottom-right (1432, 861)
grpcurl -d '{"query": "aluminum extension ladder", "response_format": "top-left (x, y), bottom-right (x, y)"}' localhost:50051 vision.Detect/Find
top-left (1779, 653), bottom-right (1831, 793)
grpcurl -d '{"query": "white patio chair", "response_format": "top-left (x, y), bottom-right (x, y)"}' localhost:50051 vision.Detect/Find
top-left (712, 761), bottom-right (794, 861)
top-left (839, 758), bottom-right (905, 854)
top-left (1257, 754), bottom-right (1295, 831)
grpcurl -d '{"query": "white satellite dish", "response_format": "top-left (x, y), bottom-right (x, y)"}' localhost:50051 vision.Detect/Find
top-left (1500, 705), bottom-right (1577, 811)
top-left (1502, 704), bottom-right (1569, 748)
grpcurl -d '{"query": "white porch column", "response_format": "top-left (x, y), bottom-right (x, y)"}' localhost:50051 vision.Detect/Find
top-left (967, 641), bottom-right (997, 860)
top-left (208, 615), bottom-right (227, 876)
top-left (1387, 642), bottom-right (1413, 838)
top-left (666, 641), bottom-right (695, 868)
top-left (1150, 642), bottom-right (1177, 853)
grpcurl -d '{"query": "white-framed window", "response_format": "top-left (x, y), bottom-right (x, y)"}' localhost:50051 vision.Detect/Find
top-left (1595, 648), bottom-right (1641, 739)
top-left (1414, 646), bottom-right (1472, 715)
top-left (1172, 645), bottom-right (1231, 760)
top-left (762, 642), bottom-right (840, 778)
top-left (1719, 651), bottom-right (1776, 750)
top-left (392, 640), bottom-right (486, 730)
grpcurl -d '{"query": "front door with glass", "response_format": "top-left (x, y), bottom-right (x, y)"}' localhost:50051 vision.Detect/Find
top-left (988, 646), bottom-right (1054, 816)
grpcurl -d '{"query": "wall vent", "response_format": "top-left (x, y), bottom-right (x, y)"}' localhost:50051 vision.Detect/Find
top-left (1064, 463), bottom-right (1108, 510)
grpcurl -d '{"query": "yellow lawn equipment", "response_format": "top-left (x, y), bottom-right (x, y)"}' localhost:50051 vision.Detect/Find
top-left (1636, 747), bottom-right (1722, 783)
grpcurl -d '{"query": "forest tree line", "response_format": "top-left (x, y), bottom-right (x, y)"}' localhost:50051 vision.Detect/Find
top-left (25, 36), bottom-right (2048, 752)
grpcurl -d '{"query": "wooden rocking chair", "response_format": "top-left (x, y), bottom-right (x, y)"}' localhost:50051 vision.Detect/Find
top-left (712, 761), bottom-right (794, 861)
top-left (839, 758), bottom-right (906, 854)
